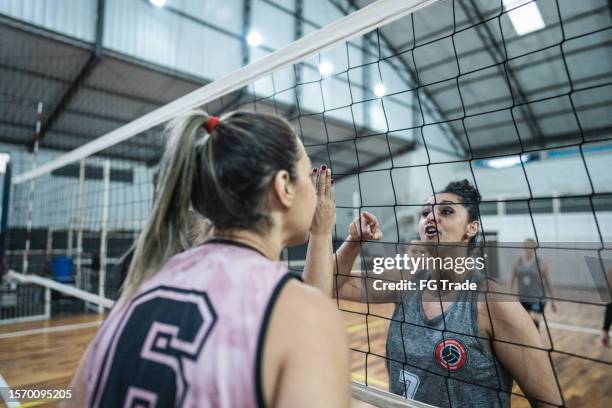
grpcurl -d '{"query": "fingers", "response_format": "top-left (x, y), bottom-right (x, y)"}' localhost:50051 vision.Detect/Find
top-left (313, 163), bottom-right (333, 197)
top-left (348, 210), bottom-right (381, 242)
top-left (360, 216), bottom-right (371, 236)
top-left (317, 164), bottom-right (327, 195)
top-left (310, 167), bottom-right (317, 187)
top-left (361, 212), bottom-right (379, 234)
top-left (348, 214), bottom-right (382, 242)
top-left (362, 211), bottom-right (380, 228)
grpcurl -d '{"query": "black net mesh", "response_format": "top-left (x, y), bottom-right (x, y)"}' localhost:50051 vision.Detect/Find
top-left (2, 0), bottom-right (611, 406)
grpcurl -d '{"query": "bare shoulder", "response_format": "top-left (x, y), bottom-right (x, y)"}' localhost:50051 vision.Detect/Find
top-left (270, 279), bottom-right (349, 362)
top-left (266, 279), bottom-right (350, 407)
top-left (277, 279), bottom-right (346, 330)
top-left (263, 277), bottom-right (347, 363)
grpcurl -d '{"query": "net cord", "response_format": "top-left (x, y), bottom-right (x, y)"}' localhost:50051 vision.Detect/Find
top-left (352, 382), bottom-right (437, 408)
top-left (12, 0), bottom-right (441, 185)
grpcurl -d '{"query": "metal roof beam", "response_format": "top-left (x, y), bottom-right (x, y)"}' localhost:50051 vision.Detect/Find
top-left (0, 62), bottom-right (166, 108)
top-left (392, 4), bottom-right (608, 53)
top-left (36, 0), bottom-right (106, 148)
top-left (3, 119), bottom-right (161, 155)
top-left (460, 0), bottom-right (544, 147)
top-left (330, 0), bottom-right (469, 158)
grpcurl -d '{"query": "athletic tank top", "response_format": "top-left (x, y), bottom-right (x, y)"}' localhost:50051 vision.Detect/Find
top-left (516, 257), bottom-right (545, 302)
top-left (386, 271), bottom-right (512, 408)
top-left (83, 240), bottom-right (295, 408)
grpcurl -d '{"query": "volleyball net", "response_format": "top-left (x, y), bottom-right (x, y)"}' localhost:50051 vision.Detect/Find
top-left (2, 0), bottom-right (612, 406)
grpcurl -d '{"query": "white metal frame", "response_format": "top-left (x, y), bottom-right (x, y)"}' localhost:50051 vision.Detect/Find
top-left (75, 159), bottom-right (86, 284)
top-left (98, 160), bottom-right (111, 313)
top-left (6, 270), bottom-right (115, 309)
top-left (352, 382), bottom-right (436, 407)
top-left (22, 101), bottom-right (43, 273)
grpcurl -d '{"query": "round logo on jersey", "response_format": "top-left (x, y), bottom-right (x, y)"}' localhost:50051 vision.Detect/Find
top-left (434, 338), bottom-right (468, 372)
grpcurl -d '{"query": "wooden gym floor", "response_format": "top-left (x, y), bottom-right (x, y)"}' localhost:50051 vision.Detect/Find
top-left (0, 299), bottom-right (610, 407)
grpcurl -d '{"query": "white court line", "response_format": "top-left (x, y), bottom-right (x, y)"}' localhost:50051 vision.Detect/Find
top-left (546, 321), bottom-right (605, 335)
top-left (0, 372), bottom-right (20, 408)
top-left (0, 320), bottom-right (103, 339)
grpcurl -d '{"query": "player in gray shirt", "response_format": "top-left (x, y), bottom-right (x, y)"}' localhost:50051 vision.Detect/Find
top-left (510, 238), bottom-right (557, 329)
top-left (323, 180), bottom-right (562, 407)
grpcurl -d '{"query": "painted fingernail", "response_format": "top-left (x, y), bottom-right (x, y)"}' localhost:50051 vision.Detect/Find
top-left (331, 179), bottom-right (335, 184)
top-left (321, 164), bottom-right (327, 171)
top-left (312, 167), bottom-right (316, 173)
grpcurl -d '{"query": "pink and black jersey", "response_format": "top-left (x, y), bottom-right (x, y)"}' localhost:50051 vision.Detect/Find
top-left (83, 240), bottom-right (296, 408)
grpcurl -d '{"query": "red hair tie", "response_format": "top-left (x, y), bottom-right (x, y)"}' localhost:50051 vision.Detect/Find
top-left (204, 116), bottom-right (220, 133)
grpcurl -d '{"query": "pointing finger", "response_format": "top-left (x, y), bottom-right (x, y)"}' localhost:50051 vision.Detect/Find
top-left (362, 211), bottom-right (380, 228)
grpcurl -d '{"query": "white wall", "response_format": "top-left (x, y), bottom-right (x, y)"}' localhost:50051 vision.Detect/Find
top-left (334, 143), bottom-right (612, 242)
top-left (103, 0), bottom-right (243, 81)
top-left (0, 0), bottom-right (97, 42)
top-left (473, 151), bottom-right (612, 200)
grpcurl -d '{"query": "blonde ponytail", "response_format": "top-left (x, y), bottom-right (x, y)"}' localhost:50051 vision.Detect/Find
top-left (123, 110), bottom-right (210, 297)
top-left (121, 109), bottom-right (301, 298)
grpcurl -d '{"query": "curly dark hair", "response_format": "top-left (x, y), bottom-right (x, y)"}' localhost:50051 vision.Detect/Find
top-left (439, 179), bottom-right (482, 248)
top-left (439, 179), bottom-right (481, 221)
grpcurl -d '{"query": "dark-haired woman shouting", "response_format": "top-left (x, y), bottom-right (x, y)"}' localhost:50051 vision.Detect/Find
top-left (318, 180), bottom-right (562, 407)
top-left (65, 111), bottom-right (350, 408)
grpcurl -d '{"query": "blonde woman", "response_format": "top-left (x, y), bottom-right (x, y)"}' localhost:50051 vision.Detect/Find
top-left (66, 111), bottom-right (349, 407)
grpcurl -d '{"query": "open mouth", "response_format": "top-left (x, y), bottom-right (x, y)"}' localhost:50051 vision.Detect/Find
top-left (425, 225), bottom-right (439, 238)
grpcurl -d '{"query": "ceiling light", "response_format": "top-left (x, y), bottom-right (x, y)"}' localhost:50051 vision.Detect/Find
top-left (247, 31), bottom-right (263, 47)
top-left (149, 0), bottom-right (167, 7)
top-left (485, 156), bottom-right (522, 168)
top-left (503, 0), bottom-right (545, 36)
top-left (319, 62), bottom-right (333, 76)
top-left (374, 83), bottom-right (387, 97)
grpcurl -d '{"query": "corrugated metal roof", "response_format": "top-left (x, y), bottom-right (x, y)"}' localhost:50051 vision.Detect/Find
top-left (0, 0), bottom-right (610, 171)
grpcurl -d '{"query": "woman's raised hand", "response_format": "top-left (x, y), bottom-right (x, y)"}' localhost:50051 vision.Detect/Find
top-left (348, 211), bottom-right (383, 242)
top-left (310, 164), bottom-right (336, 236)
